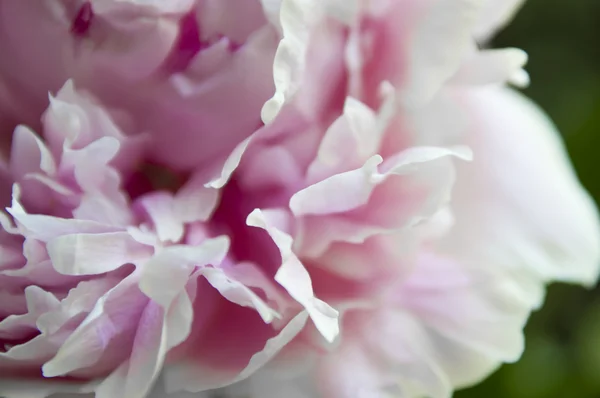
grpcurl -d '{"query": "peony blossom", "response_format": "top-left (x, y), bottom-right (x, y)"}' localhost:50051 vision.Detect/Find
top-left (0, 1), bottom-right (598, 398)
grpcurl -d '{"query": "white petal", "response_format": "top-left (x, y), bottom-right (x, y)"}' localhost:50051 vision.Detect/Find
top-left (396, 252), bottom-right (528, 389)
top-left (205, 137), bottom-right (252, 189)
top-left (447, 87), bottom-right (600, 288)
top-left (291, 146), bottom-right (471, 217)
top-left (199, 267), bottom-right (280, 323)
top-left (136, 192), bottom-right (184, 243)
top-left (6, 187), bottom-right (119, 241)
top-left (473, 0), bottom-right (526, 42)
top-left (399, 0), bottom-right (484, 106)
top-left (139, 237), bottom-right (230, 308)
top-left (261, 0), bottom-right (326, 123)
top-left (247, 209), bottom-right (339, 342)
top-left (174, 173), bottom-right (220, 223)
top-left (47, 232), bottom-right (152, 275)
top-left (450, 48), bottom-right (528, 87)
top-left (10, 125), bottom-right (57, 177)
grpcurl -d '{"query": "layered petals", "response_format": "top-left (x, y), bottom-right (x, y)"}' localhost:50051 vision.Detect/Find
top-left (1, 1), bottom-right (598, 398)
top-left (445, 86), bottom-right (600, 292)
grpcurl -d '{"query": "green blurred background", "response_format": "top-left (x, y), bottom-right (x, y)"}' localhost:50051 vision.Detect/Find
top-left (456, 1), bottom-right (600, 397)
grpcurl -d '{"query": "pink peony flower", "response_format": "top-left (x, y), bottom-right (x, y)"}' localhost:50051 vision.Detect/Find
top-left (0, 1), bottom-right (598, 398)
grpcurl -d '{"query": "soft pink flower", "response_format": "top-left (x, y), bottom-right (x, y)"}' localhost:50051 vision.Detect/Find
top-left (0, 1), bottom-right (598, 398)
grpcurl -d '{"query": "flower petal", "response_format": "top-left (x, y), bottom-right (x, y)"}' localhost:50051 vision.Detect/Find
top-left (163, 310), bottom-right (309, 393)
top-left (46, 232), bottom-right (152, 276)
top-left (139, 237), bottom-right (230, 309)
top-left (450, 48), bottom-right (529, 87)
top-left (247, 208), bottom-right (339, 343)
top-left (291, 146), bottom-right (471, 217)
top-left (446, 87), bottom-right (600, 289)
top-left (473, 0), bottom-right (526, 42)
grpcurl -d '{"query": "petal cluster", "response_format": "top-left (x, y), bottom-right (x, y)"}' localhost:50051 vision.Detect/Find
top-left (0, 1), bottom-right (598, 398)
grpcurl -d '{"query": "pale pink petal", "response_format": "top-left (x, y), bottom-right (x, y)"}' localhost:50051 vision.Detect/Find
top-left (402, 0), bottom-right (484, 102)
top-left (136, 192), bottom-right (185, 243)
top-left (43, 81), bottom-right (147, 175)
top-left (173, 173), bottom-right (220, 223)
top-left (291, 146), bottom-right (471, 217)
top-left (10, 125), bottom-right (56, 177)
top-left (41, 275), bottom-right (147, 379)
top-left (259, 0), bottom-right (283, 31)
top-left (306, 89), bottom-right (396, 183)
top-left (261, 0), bottom-right (327, 123)
top-left (247, 209), bottom-right (339, 343)
top-left (205, 137), bottom-right (252, 189)
top-left (7, 210), bottom-right (121, 243)
top-left (473, 0), bottom-right (526, 41)
top-left (94, 281), bottom-right (196, 398)
top-left (1, 277), bottom-right (121, 370)
top-left (0, 286), bottom-right (59, 340)
top-left (163, 311), bottom-right (309, 393)
top-left (450, 48), bottom-right (529, 87)
top-left (139, 237), bottom-right (230, 308)
top-left (352, 0), bottom-right (484, 106)
top-left (394, 252), bottom-right (528, 389)
top-left (199, 267), bottom-right (280, 323)
top-left (195, 0), bottom-right (267, 43)
top-left (447, 87), bottom-right (600, 289)
top-left (46, 232), bottom-right (152, 276)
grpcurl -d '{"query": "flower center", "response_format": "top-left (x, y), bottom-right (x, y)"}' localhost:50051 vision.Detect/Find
top-left (124, 163), bottom-right (189, 201)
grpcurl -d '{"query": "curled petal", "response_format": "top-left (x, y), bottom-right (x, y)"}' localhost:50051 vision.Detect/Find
top-left (291, 146), bottom-right (472, 217)
top-left (200, 266), bottom-right (280, 323)
top-left (7, 189), bottom-right (121, 241)
top-left (261, 0), bottom-right (326, 123)
top-left (247, 208), bottom-right (339, 343)
top-left (205, 137), bottom-right (252, 189)
top-left (308, 86), bottom-right (397, 181)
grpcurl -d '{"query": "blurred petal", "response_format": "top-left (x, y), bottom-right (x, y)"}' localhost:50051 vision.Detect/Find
top-left (446, 87), bottom-right (600, 289)
top-left (473, 0), bottom-right (526, 42)
top-left (450, 48), bottom-right (529, 87)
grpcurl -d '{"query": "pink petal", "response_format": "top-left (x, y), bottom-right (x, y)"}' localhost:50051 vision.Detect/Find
top-left (46, 232), bottom-right (152, 276)
top-left (247, 209), bottom-right (339, 343)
